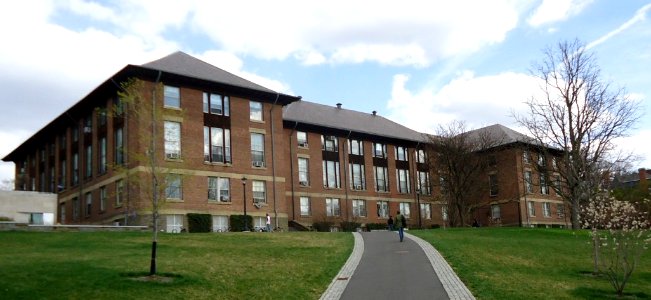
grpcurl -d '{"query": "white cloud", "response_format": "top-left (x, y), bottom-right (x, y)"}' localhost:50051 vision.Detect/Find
top-left (586, 3), bottom-right (651, 50)
top-left (386, 71), bottom-right (542, 133)
top-left (528, 0), bottom-right (593, 27)
top-left (189, 0), bottom-right (523, 66)
top-left (0, 130), bottom-right (32, 183)
top-left (614, 129), bottom-right (651, 168)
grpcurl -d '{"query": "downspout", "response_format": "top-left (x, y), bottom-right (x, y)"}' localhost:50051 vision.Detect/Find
top-left (270, 93), bottom-right (280, 229)
top-left (412, 142), bottom-right (421, 227)
top-left (289, 121), bottom-right (298, 222)
top-left (343, 130), bottom-right (352, 222)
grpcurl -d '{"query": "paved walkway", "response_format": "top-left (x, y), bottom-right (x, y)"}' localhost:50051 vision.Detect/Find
top-left (320, 231), bottom-right (475, 300)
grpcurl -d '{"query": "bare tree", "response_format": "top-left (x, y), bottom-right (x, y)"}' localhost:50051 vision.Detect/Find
top-left (426, 121), bottom-right (503, 227)
top-left (515, 39), bottom-right (642, 229)
top-left (113, 78), bottom-right (191, 276)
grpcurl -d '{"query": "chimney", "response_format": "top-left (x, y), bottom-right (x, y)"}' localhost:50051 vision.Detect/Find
top-left (336, 103), bottom-right (342, 109)
top-left (372, 110), bottom-right (377, 116)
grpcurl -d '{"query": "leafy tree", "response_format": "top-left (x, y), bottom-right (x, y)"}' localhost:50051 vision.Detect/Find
top-left (515, 39), bottom-right (642, 229)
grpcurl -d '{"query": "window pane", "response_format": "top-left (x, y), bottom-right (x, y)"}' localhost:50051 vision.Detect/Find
top-left (164, 121), bottom-right (181, 157)
top-left (164, 86), bottom-right (180, 108)
top-left (250, 101), bottom-right (262, 120)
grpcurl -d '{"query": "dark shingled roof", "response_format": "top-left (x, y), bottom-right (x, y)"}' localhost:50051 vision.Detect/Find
top-left (141, 51), bottom-right (276, 94)
top-left (283, 101), bottom-right (426, 142)
top-left (465, 124), bottom-right (534, 146)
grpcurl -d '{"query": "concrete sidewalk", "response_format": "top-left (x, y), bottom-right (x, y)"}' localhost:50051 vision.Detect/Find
top-left (320, 231), bottom-right (475, 300)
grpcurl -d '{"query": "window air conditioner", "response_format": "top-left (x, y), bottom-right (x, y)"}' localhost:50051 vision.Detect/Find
top-left (220, 195), bottom-right (229, 201)
top-left (83, 127), bottom-right (92, 133)
top-left (354, 185), bottom-right (362, 190)
top-left (166, 152), bottom-right (180, 159)
top-left (252, 161), bottom-right (264, 168)
top-left (299, 181), bottom-right (308, 186)
top-left (299, 142), bottom-right (308, 148)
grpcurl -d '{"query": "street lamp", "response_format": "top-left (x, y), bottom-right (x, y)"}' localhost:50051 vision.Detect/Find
top-left (241, 177), bottom-right (249, 231)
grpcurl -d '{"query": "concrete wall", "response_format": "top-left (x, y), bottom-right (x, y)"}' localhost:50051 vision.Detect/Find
top-left (0, 191), bottom-right (57, 224)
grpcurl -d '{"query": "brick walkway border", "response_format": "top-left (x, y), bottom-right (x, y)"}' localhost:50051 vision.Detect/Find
top-left (405, 232), bottom-right (476, 300)
top-left (319, 232), bottom-right (364, 300)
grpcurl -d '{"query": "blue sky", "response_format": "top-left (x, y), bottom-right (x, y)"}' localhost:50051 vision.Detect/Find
top-left (1, 0), bottom-right (650, 184)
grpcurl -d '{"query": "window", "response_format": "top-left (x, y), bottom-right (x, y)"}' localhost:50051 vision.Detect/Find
top-left (212, 215), bottom-right (229, 232)
top-left (249, 101), bottom-right (262, 121)
top-left (543, 202), bottom-right (551, 217)
top-left (399, 202), bottom-right (411, 218)
top-left (72, 197), bottom-right (79, 221)
top-left (373, 143), bottom-right (387, 158)
top-left (442, 205), bottom-right (448, 221)
top-left (352, 199), bottom-right (367, 217)
top-left (100, 186), bottom-right (106, 212)
top-left (254, 217), bottom-right (266, 231)
top-left (59, 203), bottom-right (66, 224)
top-left (164, 121), bottom-right (181, 159)
top-left (396, 169), bottom-right (410, 193)
top-left (554, 175), bottom-right (561, 196)
top-left (300, 197), bottom-right (311, 216)
top-left (552, 157), bottom-right (558, 170)
top-left (85, 145), bottom-right (92, 178)
top-left (395, 146), bottom-right (408, 161)
top-left (377, 201), bottom-right (389, 218)
top-left (165, 174), bottom-right (182, 199)
top-left (298, 158), bottom-right (309, 186)
top-left (72, 127), bottom-right (79, 143)
top-left (99, 136), bottom-right (107, 174)
top-left (164, 86), bottom-right (180, 108)
top-left (374, 166), bottom-right (389, 192)
top-left (416, 149), bottom-right (427, 163)
top-left (204, 127), bottom-right (231, 163)
top-left (59, 159), bottom-right (66, 189)
top-left (297, 131), bottom-right (308, 147)
top-left (116, 180), bottom-right (124, 206)
top-left (166, 214), bottom-right (183, 233)
top-left (322, 160), bottom-right (341, 188)
top-left (322, 135), bottom-right (338, 152)
top-left (349, 163), bottom-right (365, 190)
top-left (326, 198), bottom-right (340, 217)
top-left (523, 150), bottom-right (531, 164)
top-left (208, 177), bottom-right (230, 202)
top-left (528, 201), bottom-right (536, 216)
top-left (420, 203), bottom-right (432, 220)
top-left (524, 171), bottom-right (533, 193)
top-left (114, 127), bottom-right (124, 165)
top-left (417, 171), bottom-right (431, 195)
top-left (83, 115), bottom-right (92, 134)
top-left (252, 180), bottom-right (266, 203)
top-left (251, 133), bottom-right (265, 167)
top-left (557, 204), bottom-right (565, 218)
top-left (491, 204), bottom-right (501, 219)
top-left (538, 154), bottom-right (547, 168)
top-left (203, 92), bottom-right (229, 116)
top-left (540, 172), bottom-right (549, 195)
top-left (349, 139), bottom-right (363, 155)
top-left (98, 107), bottom-right (107, 126)
top-left (29, 213), bottom-right (44, 225)
top-left (489, 174), bottom-right (498, 196)
top-left (85, 192), bottom-right (92, 217)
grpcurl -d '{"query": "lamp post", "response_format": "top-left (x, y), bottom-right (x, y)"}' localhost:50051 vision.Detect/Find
top-left (242, 177), bottom-right (249, 231)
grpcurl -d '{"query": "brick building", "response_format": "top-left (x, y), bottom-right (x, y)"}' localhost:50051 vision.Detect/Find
top-left (2, 52), bottom-right (567, 230)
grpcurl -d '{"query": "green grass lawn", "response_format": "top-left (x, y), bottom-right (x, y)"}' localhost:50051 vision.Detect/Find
top-left (411, 228), bottom-right (651, 300)
top-left (0, 231), bottom-right (353, 300)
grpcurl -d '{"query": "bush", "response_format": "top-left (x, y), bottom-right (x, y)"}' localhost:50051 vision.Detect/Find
top-left (431, 224), bottom-right (441, 229)
top-left (366, 223), bottom-right (388, 230)
top-left (340, 221), bottom-right (361, 232)
top-left (187, 213), bottom-right (212, 233)
top-left (312, 221), bottom-right (333, 232)
top-left (229, 215), bottom-right (253, 232)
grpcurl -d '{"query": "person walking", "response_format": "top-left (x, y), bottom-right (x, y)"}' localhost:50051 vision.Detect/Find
top-left (395, 210), bottom-right (405, 242)
top-left (387, 215), bottom-right (394, 231)
top-left (266, 213), bottom-right (272, 232)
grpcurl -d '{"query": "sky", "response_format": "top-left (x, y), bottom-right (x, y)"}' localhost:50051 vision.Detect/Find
top-left (0, 0), bottom-right (650, 185)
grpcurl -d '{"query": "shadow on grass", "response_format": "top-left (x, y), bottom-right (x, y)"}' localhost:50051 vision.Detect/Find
top-left (120, 272), bottom-right (187, 284)
top-left (570, 287), bottom-right (649, 299)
